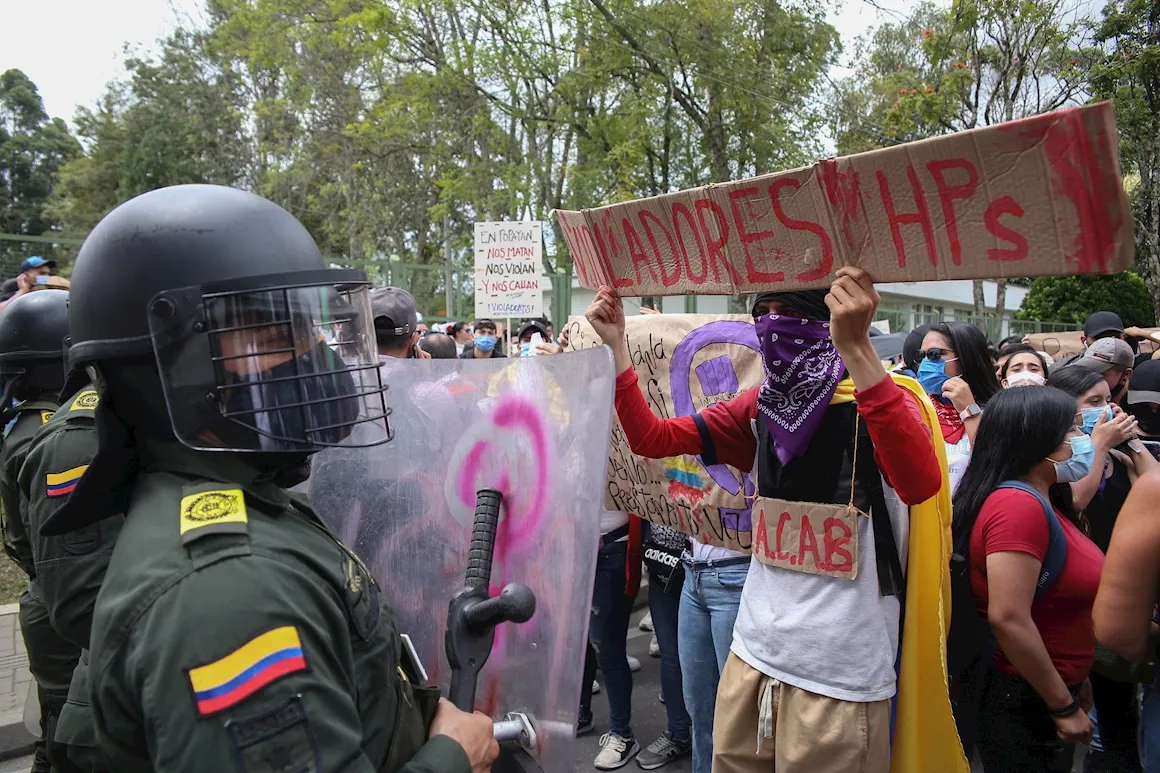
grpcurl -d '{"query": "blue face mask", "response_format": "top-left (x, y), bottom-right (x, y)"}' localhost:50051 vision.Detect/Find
top-left (1079, 405), bottom-right (1113, 435)
top-left (1050, 434), bottom-right (1096, 483)
top-left (917, 358), bottom-right (949, 397)
top-left (475, 334), bottom-right (497, 352)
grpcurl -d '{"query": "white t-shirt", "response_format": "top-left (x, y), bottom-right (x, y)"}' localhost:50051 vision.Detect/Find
top-left (601, 510), bottom-right (629, 537)
top-left (731, 476), bottom-right (909, 703)
top-left (945, 436), bottom-right (972, 495)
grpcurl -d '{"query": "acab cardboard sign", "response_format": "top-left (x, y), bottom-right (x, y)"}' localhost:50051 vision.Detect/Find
top-left (564, 313), bottom-right (762, 552)
top-left (555, 103), bottom-right (1133, 296)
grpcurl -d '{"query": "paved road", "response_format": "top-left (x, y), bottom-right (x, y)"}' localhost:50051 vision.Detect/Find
top-left (573, 608), bottom-right (690, 773)
top-left (0, 754), bottom-right (31, 772)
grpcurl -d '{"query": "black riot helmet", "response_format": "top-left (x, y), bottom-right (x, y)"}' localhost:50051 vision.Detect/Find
top-left (0, 289), bottom-right (69, 402)
top-left (66, 184), bottom-right (389, 454)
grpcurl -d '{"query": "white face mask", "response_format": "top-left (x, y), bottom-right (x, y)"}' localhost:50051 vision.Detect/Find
top-left (1006, 370), bottom-right (1046, 388)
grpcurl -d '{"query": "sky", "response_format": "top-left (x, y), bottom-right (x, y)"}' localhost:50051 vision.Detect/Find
top-left (0, 0), bottom-right (927, 125)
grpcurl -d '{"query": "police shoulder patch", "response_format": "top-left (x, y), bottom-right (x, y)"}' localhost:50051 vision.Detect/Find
top-left (179, 487), bottom-right (249, 545)
top-left (225, 695), bottom-right (319, 773)
top-left (69, 390), bottom-right (99, 412)
top-left (39, 411), bottom-right (54, 424)
top-left (46, 465), bottom-right (87, 498)
top-left (187, 626), bottom-right (308, 717)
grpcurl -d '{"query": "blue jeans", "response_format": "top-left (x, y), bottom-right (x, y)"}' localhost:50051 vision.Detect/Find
top-left (678, 556), bottom-right (748, 773)
top-left (648, 568), bottom-right (691, 744)
top-left (580, 541), bottom-right (634, 737)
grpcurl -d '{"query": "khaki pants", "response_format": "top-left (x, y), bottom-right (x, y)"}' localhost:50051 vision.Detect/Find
top-left (712, 653), bottom-right (891, 773)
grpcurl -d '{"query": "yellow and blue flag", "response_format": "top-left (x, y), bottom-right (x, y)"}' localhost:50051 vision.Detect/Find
top-left (188, 626), bottom-right (307, 716)
top-left (46, 465), bottom-right (87, 498)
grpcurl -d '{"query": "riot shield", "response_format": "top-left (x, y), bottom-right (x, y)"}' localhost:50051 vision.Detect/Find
top-left (309, 347), bottom-right (615, 773)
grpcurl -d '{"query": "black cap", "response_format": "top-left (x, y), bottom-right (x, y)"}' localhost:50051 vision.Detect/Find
top-left (1084, 311), bottom-right (1124, 339)
top-left (516, 320), bottom-right (549, 341)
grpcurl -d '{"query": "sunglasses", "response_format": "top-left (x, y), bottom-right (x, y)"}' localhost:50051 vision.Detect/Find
top-left (918, 347), bottom-right (958, 362)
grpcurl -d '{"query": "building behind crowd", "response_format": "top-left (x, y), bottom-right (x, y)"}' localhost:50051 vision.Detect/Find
top-left (541, 274), bottom-right (1054, 340)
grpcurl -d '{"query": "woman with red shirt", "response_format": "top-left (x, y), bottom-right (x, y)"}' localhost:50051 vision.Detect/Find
top-left (954, 386), bottom-right (1105, 772)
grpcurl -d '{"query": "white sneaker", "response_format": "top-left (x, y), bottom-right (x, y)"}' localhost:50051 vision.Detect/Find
top-left (594, 732), bottom-right (640, 770)
top-left (627, 655), bottom-right (641, 672)
top-left (648, 633), bottom-right (660, 658)
top-left (639, 612), bottom-right (653, 632)
top-left (592, 679), bottom-right (601, 695)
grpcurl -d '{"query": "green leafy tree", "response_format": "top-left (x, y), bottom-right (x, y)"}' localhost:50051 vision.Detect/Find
top-left (0, 69), bottom-right (80, 272)
top-left (1015, 272), bottom-right (1157, 327)
top-left (50, 30), bottom-right (251, 237)
top-left (833, 0), bottom-right (1092, 322)
top-left (1090, 0), bottom-right (1160, 322)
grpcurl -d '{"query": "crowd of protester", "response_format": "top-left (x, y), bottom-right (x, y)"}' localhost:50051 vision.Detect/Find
top-left (7, 242), bottom-right (1160, 773)
top-left (282, 277), bottom-right (1160, 772)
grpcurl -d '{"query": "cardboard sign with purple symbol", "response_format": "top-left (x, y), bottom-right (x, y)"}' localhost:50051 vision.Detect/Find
top-left (565, 314), bottom-right (763, 552)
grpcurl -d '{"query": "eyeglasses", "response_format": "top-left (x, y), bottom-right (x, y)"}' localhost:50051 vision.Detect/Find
top-left (918, 347), bottom-right (958, 362)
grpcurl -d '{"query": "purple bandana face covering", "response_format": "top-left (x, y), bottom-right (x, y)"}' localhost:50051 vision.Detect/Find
top-left (755, 314), bottom-right (845, 463)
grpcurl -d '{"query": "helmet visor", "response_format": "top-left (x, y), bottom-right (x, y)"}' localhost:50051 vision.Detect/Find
top-left (149, 270), bottom-right (389, 452)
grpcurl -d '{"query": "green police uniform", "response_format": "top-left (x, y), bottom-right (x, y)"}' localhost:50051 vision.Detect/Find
top-left (19, 385), bottom-right (122, 771)
top-left (87, 439), bottom-right (473, 773)
top-left (0, 397), bottom-right (80, 773)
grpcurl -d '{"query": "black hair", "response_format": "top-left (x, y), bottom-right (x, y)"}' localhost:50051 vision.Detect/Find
top-left (449, 321), bottom-right (467, 337)
top-left (998, 344), bottom-right (1049, 380)
top-left (903, 323), bottom-right (934, 373)
top-left (952, 386), bottom-right (1080, 541)
top-left (998, 335), bottom-right (1023, 350)
top-left (1046, 366), bottom-right (1104, 399)
top-left (474, 319), bottom-right (497, 334)
top-left (928, 323), bottom-right (1001, 406)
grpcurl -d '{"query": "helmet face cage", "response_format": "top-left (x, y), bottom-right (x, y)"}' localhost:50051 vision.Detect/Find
top-left (148, 270), bottom-right (390, 452)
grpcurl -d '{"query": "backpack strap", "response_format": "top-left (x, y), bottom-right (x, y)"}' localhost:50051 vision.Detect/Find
top-left (996, 481), bottom-right (1067, 597)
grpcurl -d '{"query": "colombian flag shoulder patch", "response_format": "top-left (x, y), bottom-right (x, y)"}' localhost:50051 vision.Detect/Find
top-left (187, 626), bottom-right (307, 716)
top-left (46, 465), bottom-right (88, 498)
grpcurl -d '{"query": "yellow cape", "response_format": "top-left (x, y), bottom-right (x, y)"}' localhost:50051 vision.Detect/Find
top-left (887, 374), bottom-right (968, 773)
top-left (827, 374), bottom-right (965, 771)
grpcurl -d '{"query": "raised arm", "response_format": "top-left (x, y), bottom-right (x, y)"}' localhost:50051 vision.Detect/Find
top-left (826, 268), bottom-right (940, 505)
top-left (590, 287), bottom-right (757, 468)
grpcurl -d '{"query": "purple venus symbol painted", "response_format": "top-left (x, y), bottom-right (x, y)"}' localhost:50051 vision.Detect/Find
top-left (669, 321), bottom-right (759, 531)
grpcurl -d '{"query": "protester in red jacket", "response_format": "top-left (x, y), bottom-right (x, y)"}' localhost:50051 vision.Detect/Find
top-left (586, 267), bottom-right (941, 773)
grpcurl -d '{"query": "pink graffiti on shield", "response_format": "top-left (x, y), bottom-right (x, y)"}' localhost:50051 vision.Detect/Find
top-left (454, 395), bottom-right (550, 556)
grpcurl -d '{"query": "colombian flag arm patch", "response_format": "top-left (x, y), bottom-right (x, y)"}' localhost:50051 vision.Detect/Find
top-left (187, 626), bottom-right (307, 716)
top-left (46, 465), bottom-right (88, 497)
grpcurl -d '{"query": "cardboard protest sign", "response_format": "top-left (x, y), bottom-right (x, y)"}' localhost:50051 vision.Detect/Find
top-left (556, 103), bottom-right (1132, 296)
top-left (474, 221), bottom-right (543, 317)
top-left (565, 313), bottom-right (762, 552)
top-left (751, 497), bottom-right (862, 580)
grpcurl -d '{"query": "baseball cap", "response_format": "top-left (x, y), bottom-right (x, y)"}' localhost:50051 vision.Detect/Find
top-left (19, 256), bottom-right (56, 273)
top-left (1083, 311), bottom-right (1124, 339)
top-left (1073, 337), bottom-right (1134, 374)
top-left (1128, 360), bottom-right (1160, 406)
top-left (516, 320), bottom-right (549, 341)
top-left (369, 287), bottom-right (417, 337)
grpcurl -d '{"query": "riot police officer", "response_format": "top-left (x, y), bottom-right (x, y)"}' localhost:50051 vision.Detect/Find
top-left (0, 289), bottom-right (77, 773)
top-left (19, 370), bottom-right (121, 773)
top-left (41, 184), bottom-right (499, 773)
